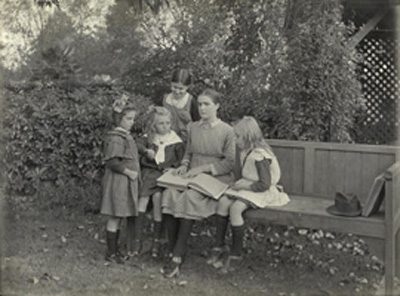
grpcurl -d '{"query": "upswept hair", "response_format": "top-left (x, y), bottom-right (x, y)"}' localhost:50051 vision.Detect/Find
top-left (171, 68), bottom-right (192, 86)
top-left (199, 88), bottom-right (222, 105)
top-left (145, 106), bottom-right (171, 143)
top-left (233, 116), bottom-right (275, 157)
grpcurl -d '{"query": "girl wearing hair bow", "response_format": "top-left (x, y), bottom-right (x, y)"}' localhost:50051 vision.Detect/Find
top-left (100, 94), bottom-right (141, 264)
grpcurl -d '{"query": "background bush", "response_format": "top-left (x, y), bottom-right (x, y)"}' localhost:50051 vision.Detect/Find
top-left (2, 0), bottom-right (365, 209)
top-left (3, 46), bottom-right (151, 198)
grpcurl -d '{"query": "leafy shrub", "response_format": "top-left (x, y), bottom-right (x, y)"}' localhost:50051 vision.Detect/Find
top-left (4, 84), bottom-right (151, 194)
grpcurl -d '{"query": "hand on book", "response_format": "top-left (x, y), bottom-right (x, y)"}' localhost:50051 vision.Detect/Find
top-left (173, 165), bottom-right (188, 176)
top-left (184, 165), bottom-right (211, 179)
top-left (231, 179), bottom-right (252, 191)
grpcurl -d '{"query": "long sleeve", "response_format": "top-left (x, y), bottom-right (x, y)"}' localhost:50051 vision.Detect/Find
top-left (136, 136), bottom-right (148, 155)
top-left (190, 96), bottom-right (200, 122)
top-left (173, 142), bottom-right (185, 168)
top-left (250, 159), bottom-right (271, 192)
top-left (105, 157), bottom-right (126, 174)
top-left (233, 145), bottom-right (242, 181)
top-left (210, 128), bottom-right (236, 176)
top-left (159, 142), bottom-right (185, 169)
top-left (181, 124), bottom-right (193, 166)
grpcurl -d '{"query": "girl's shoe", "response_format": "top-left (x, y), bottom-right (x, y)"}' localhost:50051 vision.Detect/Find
top-left (219, 255), bottom-right (243, 274)
top-left (105, 253), bottom-right (125, 264)
top-left (151, 239), bottom-right (161, 258)
top-left (160, 257), bottom-right (182, 278)
top-left (127, 239), bottom-right (142, 257)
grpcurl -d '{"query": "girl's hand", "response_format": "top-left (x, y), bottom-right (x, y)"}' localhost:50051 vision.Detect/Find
top-left (231, 179), bottom-right (251, 191)
top-left (163, 167), bottom-right (173, 173)
top-left (184, 165), bottom-right (210, 178)
top-left (173, 165), bottom-right (188, 176)
top-left (146, 149), bottom-right (156, 159)
top-left (125, 170), bottom-right (138, 181)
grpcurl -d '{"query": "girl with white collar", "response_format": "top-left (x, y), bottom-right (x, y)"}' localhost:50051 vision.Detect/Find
top-left (128, 106), bottom-right (185, 258)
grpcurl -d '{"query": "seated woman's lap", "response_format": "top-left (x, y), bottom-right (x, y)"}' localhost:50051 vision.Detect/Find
top-left (161, 188), bottom-right (219, 220)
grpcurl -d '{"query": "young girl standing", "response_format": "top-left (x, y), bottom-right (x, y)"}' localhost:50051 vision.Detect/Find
top-left (213, 116), bottom-right (290, 273)
top-left (130, 106), bottom-right (185, 258)
top-left (162, 68), bottom-right (200, 140)
top-left (100, 94), bottom-right (141, 264)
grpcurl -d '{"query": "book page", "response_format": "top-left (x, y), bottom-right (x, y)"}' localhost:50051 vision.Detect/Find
top-left (188, 174), bottom-right (229, 199)
top-left (156, 170), bottom-right (192, 190)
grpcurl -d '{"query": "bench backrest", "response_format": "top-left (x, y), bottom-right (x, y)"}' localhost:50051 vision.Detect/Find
top-left (269, 139), bottom-right (399, 204)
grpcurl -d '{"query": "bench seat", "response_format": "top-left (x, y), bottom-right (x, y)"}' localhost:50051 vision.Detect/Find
top-left (245, 195), bottom-right (385, 239)
top-left (242, 140), bottom-right (400, 295)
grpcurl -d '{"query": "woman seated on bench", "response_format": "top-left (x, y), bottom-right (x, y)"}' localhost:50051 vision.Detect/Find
top-left (160, 88), bottom-right (236, 278)
top-left (211, 116), bottom-right (290, 274)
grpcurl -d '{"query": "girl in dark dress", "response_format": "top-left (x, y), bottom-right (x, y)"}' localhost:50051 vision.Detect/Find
top-left (129, 106), bottom-right (185, 258)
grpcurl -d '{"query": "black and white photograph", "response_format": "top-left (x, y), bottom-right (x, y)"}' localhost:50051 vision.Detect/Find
top-left (0, 0), bottom-right (399, 295)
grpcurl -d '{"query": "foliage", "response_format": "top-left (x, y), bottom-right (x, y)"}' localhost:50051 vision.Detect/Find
top-left (3, 0), bottom-right (365, 196)
top-left (275, 0), bottom-right (364, 141)
top-left (4, 46), bottom-right (151, 194)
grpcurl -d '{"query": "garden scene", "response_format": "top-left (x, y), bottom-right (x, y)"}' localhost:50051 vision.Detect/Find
top-left (0, 0), bottom-right (399, 295)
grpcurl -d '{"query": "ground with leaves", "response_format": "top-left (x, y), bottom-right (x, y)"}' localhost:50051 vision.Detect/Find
top-left (2, 194), bottom-right (398, 296)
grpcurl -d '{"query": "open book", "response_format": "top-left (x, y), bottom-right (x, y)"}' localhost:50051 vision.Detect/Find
top-left (156, 170), bottom-right (229, 200)
top-left (362, 172), bottom-right (386, 217)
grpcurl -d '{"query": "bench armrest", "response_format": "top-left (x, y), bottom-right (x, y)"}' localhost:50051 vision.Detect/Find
top-left (385, 161), bottom-right (400, 181)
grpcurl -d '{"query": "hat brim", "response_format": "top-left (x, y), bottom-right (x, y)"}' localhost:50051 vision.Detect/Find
top-left (326, 205), bottom-right (361, 217)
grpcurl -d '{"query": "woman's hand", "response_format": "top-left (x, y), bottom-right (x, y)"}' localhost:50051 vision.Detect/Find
top-left (173, 165), bottom-right (188, 176)
top-left (231, 179), bottom-right (251, 191)
top-left (183, 165), bottom-right (210, 178)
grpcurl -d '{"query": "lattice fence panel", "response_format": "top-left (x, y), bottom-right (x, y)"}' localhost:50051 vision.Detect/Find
top-left (354, 33), bottom-right (399, 144)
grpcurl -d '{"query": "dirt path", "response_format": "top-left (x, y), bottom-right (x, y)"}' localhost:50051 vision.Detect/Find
top-left (1, 194), bottom-right (397, 296)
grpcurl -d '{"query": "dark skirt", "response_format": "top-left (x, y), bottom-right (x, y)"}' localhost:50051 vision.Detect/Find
top-left (140, 168), bottom-right (163, 197)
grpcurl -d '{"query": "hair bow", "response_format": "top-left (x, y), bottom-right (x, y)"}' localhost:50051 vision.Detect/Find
top-left (112, 94), bottom-right (129, 113)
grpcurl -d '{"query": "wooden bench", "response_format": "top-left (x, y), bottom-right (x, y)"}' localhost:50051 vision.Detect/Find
top-left (244, 139), bottom-right (400, 295)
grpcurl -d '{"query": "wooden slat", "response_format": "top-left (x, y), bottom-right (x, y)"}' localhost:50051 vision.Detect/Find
top-left (314, 149), bottom-right (330, 196)
top-left (244, 195), bottom-right (385, 238)
top-left (330, 150), bottom-right (346, 196)
top-left (292, 148), bottom-right (304, 193)
top-left (347, 8), bottom-right (389, 48)
top-left (344, 151), bottom-right (363, 195)
top-left (303, 146), bottom-right (315, 194)
top-left (272, 146), bottom-right (304, 194)
top-left (268, 139), bottom-right (399, 154)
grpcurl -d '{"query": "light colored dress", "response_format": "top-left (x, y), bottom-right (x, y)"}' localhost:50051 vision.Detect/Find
top-left (162, 120), bottom-right (235, 220)
top-left (100, 127), bottom-right (140, 217)
top-left (235, 148), bottom-right (290, 208)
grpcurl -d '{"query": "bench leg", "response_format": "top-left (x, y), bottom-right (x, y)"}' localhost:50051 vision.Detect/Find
top-left (396, 229), bottom-right (400, 279)
top-left (385, 230), bottom-right (398, 295)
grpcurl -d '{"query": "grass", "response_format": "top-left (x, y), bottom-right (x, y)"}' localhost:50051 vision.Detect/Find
top-left (1, 190), bottom-right (396, 296)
